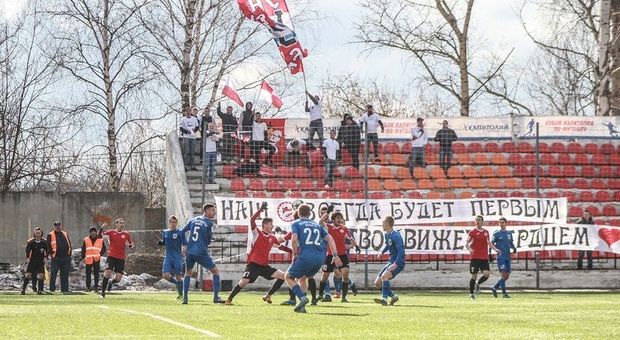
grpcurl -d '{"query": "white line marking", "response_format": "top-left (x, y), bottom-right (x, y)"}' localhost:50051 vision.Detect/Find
top-left (99, 305), bottom-right (220, 338)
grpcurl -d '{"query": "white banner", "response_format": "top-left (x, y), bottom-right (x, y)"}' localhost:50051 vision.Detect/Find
top-left (261, 224), bottom-right (620, 255)
top-left (284, 116), bottom-right (620, 140)
top-left (215, 197), bottom-right (568, 227)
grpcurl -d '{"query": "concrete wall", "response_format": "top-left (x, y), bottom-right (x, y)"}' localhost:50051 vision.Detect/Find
top-left (0, 192), bottom-right (145, 265)
top-left (145, 208), bottom-right (166, 230)
top-left (165, 131), bottom-right (193, 227)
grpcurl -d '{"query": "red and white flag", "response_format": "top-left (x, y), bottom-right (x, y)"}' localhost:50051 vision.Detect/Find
top-left (237, 0), bottom-right (308, 74)
top-left (222, 76), bottom-right (244, 107)
top-left (259, 80), bottom-right (283, 109)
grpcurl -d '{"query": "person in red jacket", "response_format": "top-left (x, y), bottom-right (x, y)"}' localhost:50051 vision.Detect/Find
top-left (99, 218), bottom-right (134, 298)
top-left (225, 203), bottom-right (292, 305)
top-left (81, 226), bottom-right (106, 292)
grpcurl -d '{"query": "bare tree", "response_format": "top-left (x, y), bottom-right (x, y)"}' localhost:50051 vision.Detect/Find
top-left (0, 2), bottom-right (81, 192)
top-left (47, 0), bottom-right (165, 191)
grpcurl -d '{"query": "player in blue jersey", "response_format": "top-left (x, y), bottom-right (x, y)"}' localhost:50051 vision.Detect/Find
top-left (285, 203), bottom-right (341, 313)
top-left (491, 217), bottom-right (517, 298)
top-left (180, 203), bottom-right (225, 305)
top-left (374, 216), bottom-right (405, 306)
top-left (158, 215), bottom-right (186, 299)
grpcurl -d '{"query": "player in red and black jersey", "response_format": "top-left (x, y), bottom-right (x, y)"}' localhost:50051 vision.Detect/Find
top-left (466, 215), bottom-right (500, 299)
top-left (318, 207), bottom-right (359, 303)
top-left (225, 203), bottom-right (292, 305)
top-left (99, 218), bottom-right (135, 298)
top-left (22, 227), bottom-right (48, 295)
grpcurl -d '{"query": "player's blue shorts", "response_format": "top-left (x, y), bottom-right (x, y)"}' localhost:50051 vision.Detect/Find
top-left (162, 256), bottom-right (183, 275)
top-left (378, 262), bottom-right (405, 279)
top-left (287, 256), bottom-right (324, 279)
top-left (186, 254), bottom-right (215, 271)
top-left (497, 257), bottom-right (511, 273)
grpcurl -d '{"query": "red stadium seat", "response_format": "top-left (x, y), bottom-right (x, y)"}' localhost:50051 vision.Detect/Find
top-left (540, 178), bottom-right (553, 189)
top-left (309, 150), bottom-right (324, 167)
top-left (510, 191), bottom-right (524, 197)
top-left (501, 142), bottom-right (517, 153)
top-left (492, 191), bottom-right (508, 198)
top-left (551, 142), bottom-right (566, 153)
top-left (504, 178), bottom-right (520, 189)
top-left (253, 191), bottom-right (267, 198)
top-left (563, 165), bottom-right (578, 177)
top-left (514, 166), bottom-right (530, 177)
top-left (567, 143), bottom-right (584, 154)
top-left (574, 178), bottom-right (589, 189)
top-left (265, 179), bottom-right (282, 191)
top-left (595, 191), bottom-right (610, 202)
top-left (370, 192), bottom-right (386, 199)
top-left (379, 167), bottom-right (395, 179)
top-left (573, 154), bottom-right (589, 165)
top-left (486, 178), bottom-right (502, 189)
top-left (430, 166), bottom-right (446, 179)
top-left (270, 191), bottom-right (285, 198)
top-left (479, 166), bottom-right (495, 178)
top-left (351, 179), bottom-right (365, 192)
top-left (496, 166), bottom-right (513, 177)
top-left (396, 167), bottom-right (411, 180)
top-left (435, 178), bottom-right (451, 189)
top-left (418, 179), bottom-right (434, 190)
top-left (601, 143), bottom-right (615, 154)
top-left (586, 206), bottom-right (600, 216)
top-left (443, 191), bottom-right (457, 199)
top-left (538, 142), bottom-right (550, 153)
top-left (384, 179), bottom-right (401, 191)
top-left (277, 166), bottom-right (293, 178)
top-left (390, 191), bottom-right (405, 199)
top-left (591, 154), bottom-right (607, 165)
top-left (540, 154), bottom-right (557, 165)
top-left (491, 154), bottom-right (508, 165)
top-left (599, 166), bottom-right (615, 178)
top-left (339, 192), bottom-right (353, 199)
top-left (569, 206), bottom-right (584, 217)
top-left (484, 142), bottom-right (500, 153)
top-left (248, 179), bottom-right (264, 191)
top-left (304, 192), bottom-right (319, 199)
top-left (408, 191), bottom-right (423, 199)
top-left (521, 178), bottom-right (535, 189)
top-left (401, 179), bottom-right (416, 190)
top-left (413, 167), bottom-right (430, 179)
top-left (451, 178), bottom-right (467, 188)
top-left (609, 178), bottom-right (620, 190)
top-left (322, 191), bottom-right (337, 199)
top-left (300, 179), bottom-right (316, 191)
top-left (557, 154), bottom-right (572, 165)
top-left (468, 178), bottom-right (485, 189)
top-left (340, 150), bottom-right (353, 166)
top-left (344, 166), bottom-right (361, 178)
top-left (367, 167), bottom-right (378, 179)
top-left (508, 153), bottom-right (523, 166)
top-left (390, 153), bottom-right (407, 166)
top-left (547, 165), bottom-right (562, 177)
top-left (604, 205), bottom-right (618, 216)
top-left (384, 142), bottom-right (400, 154)
top-left (467, 142), bottom-right (483, 153)
top-left (447, 166), bottom-right (463, 178)
top-left (461, 165), bottom-right (478, 178)
top-left (518, 142), bottom-right (534, 153)
top-left (293, 166), bottom-right (309, 178)
top-left (591, 178), bottom-right (606, 190)
top-left (611, 154), bottom-right (620, 165)
top-left (476, 191), bottom-right (491, 198)
top-left (581, 166), bottom-right (596, 178)
top-left (452, 142), bottom-right (466, 153)
top-left (426, 191), bottom-right (441, 199)
top-left (455, 153), bottom-right (473, 165)
top-left (230, 179), bottom-right (246, 191)
top-left (402, 143), bottom-right (412, 154)
top-left (579, 191), bottom-right (594, 202)
top-left (556, 178), bottom-right (572, 189)
top-left (311, 167), bottom-right (325, 178)
top-left (333, 180), bottom-right (349, 192)
top-left (223, 165), bottom-right (236, 178)
top-left (562, 191), bottom-right (577, 202)
top-left (584, 143), bottom-right (598, 154)
top-left (368, 179), bottom-right (383, 190)
top-left (473, 154), bottom-right (490, 165)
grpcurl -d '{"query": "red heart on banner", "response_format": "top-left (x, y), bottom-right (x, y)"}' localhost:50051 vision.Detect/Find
top-left (598, 228), bottom-right (620, 247)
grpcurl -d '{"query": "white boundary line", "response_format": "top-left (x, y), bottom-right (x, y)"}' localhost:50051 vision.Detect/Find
top-left (99, 305), bottom-right (220, 338)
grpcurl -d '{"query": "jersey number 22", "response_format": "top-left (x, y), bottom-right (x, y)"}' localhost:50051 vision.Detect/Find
top-left (303, 229), bottom-right (321, 246)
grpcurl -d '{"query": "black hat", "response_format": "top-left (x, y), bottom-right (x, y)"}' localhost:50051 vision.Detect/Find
top-left (417, 117), bottom-right (424, 121)
top-left (53, 221), bottom-right (61, 226)
top-left (89, 226), bottom-right (98, 233)
top-left (344, 114), bottom-right (353, 120)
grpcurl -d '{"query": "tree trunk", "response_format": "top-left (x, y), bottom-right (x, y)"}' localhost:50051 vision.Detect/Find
top-left (101, 0), bottom-right (120, 191)
top-left (458, 0), bottom-right (474, 117)
top-left (608, 0), bottom-right (620, 115)
top-left (181, 0), bottom-right (198, 113)
top-left (599, 0), bottom-right (611, 116)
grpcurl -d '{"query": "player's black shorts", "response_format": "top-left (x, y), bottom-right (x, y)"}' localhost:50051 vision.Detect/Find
top-left (322, 255), bottom-right (350, 272)
top-left (26, 260), bottom-right (45, 274)
top-left (469, 259), bottom-right (490, 274)
top-left (106, 256), bottom-right (125, 273)
top-left (242, 262), bottom-right (278, 283)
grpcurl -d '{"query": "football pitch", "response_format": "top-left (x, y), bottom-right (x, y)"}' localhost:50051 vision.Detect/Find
top-left (1, 290), bottom-right (618, 339)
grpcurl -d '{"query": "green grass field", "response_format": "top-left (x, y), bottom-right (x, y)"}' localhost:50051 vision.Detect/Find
top-left (1, 290), bottom-right (619, 339)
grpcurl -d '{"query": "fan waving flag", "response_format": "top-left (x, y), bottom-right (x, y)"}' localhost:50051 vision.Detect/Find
top-left (237, 0), bottom-right (308, 74)
top-left (259, 80), bottom-right (283, 109)
top-left (222, 76), bottom-right (244, 107)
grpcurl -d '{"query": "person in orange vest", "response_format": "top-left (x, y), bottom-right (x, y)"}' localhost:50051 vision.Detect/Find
top-left (22, 227), bottom-right (48, 295)
top-left (46, 221), bottom-right (73, 293)
top-left (81, 226), bottom-right (106, 292)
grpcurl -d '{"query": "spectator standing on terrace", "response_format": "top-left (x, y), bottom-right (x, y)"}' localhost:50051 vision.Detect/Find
top-left (179, 108), bottom-right (200, 171)
top-left (217, 102), bottom-right (238, 163)
top-left (323, 130), bottom-right (339, 189)
top-left (239, 102), bottom-right (255, 162)
top-left (409, 117), bottom-right (428, 178)
top-left (285, 138), bottom-right (310, 168)
top-left (577, 210), bottom-right (595, 270)
top-left (359, 105), bottom-right (384, 162)
top-left (434, 120), bottom-right (458, 172)
top-left (250, 113), bottom-right (275, 165)
top-left (305, 90), bottom-right (324, 149)
top-left (198, 107), bottom-right (214, 161)
top-left (337, 114), bottom-right (362, 169)
top-left (204, 122), bottom-right (222, 184)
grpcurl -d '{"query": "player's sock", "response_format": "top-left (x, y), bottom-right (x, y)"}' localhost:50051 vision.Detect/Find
top-left (31, 278), bottom-right (38, 292)
top-left (308, 278), bottom-right (317, 301)
top-left (213, 275), bottom-right (221, 301)
top-left (101, 277), bottom-right (109, 296)
top-left (387, 291), bottom-right (395, 298)
top-left (493, 279), bottom-right (502, 289)
top-left (469, 279), bottom-right (476, 294)
top-left (176, 281), bottom-right (183, 295)
top-left (22, 278), bottom-right (29, 292)
top-left (500, 279), bottom-right (507, 294)
top-left (291, 284), bottom-right (305, 299)
top-left (381, 280), bottom-right (391, 299)
top-left (477, 276), bottom-right (488, 285)
top-left (167, 277), bottom-right (178, 285)
top-left (38, 279), bottom-right (44, 293)
top-left (183, 276), bottom-right (190, 301)
top-left (267, 279), bottom-right (284, 296)
top-left (288, 288), bottom-right (296, 301)
top-left (342, 280), bottom-right (349, 299)
top-left (334, 277), bottom-right (343, 294)
top-left (318, 280), bottom-right (326, 297)
top-left (227, 284), bottom-right (242, 301)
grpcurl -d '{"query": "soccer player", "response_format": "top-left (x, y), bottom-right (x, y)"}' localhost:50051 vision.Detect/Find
top-left (100, 218), bottom-right (135, 298)
top-left (285, 204), bottom-right (342, 313)
top-left (318, 208), bottom-right (359, 303)
top-left (466, 215), bottom-right (500, 300)
top-left (225, 202), bottom-right (292, 305)
top-left (180, 203), bottom-right (224, 305)
top-left (491, 217), bottom-right (516, 298)
top-left (22, 227), bottom-right (48, 295)
top-left (158, 215), bottom-right (186, 299)
top-left (374, 216), bottom-right (405, 306)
